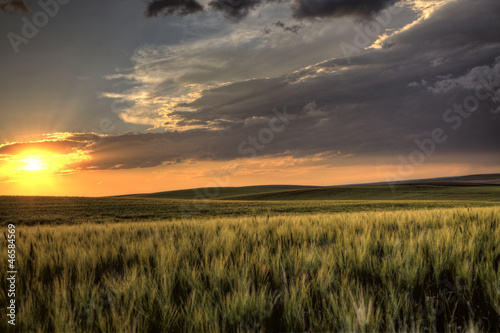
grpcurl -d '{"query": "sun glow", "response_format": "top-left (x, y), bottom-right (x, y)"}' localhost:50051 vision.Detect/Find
top-left (0, 147), bottom-right (92, 194)
top-left (10, 151), bottom-right (80, 175)
top-left (20, 152), bottom-right (89, 174)
top-left (21, 157), bottom-right (44, 171)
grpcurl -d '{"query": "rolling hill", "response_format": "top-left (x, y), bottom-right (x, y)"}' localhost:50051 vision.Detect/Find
top-left (116, 173), bottom-right (500, 201)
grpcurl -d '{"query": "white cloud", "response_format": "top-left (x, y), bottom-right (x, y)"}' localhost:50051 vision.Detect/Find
top-left (429, 56), bottom-right (500, 101)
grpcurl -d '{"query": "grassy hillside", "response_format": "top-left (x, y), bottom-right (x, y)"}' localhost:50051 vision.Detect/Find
top-left (2, 207), bottom-right (499, 332)
top-left (219, 185), bottom-right (500, 202)
top-left (117, 184), bottom-right (500, 203)
top-left (115, 173), bottom-right (500, 201)
top-left (1, 195), bottom-right (499, 226)
top-left (118, 187), bottom-right (290, 200)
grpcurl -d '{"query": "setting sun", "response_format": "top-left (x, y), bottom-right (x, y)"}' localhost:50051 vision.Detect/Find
top-left (21, 157), bottom-right (44, 171)
top-left (0, 146), bottom-right (93, 195)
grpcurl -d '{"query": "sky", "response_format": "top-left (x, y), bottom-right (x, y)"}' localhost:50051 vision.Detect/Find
top-left (0, 0), bottom-right (499, 196)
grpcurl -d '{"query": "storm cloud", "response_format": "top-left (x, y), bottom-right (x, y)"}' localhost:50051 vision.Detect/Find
top-left (0, 0), bottom-right (402, 20)
top-left (146, 0), bottom-right (278, 20)
top-left (209, 0), bottom-right (265, 20)
top-left (145, 0), bottom-right (203, 17)
top-left (291, 0), bottom-right (398, 19)
top-left (145, 0), bottom-right (401, 20)
top-left (96, 0), bottom-right (500, 171)
top-left (1, 0), bottom-right (498, 177)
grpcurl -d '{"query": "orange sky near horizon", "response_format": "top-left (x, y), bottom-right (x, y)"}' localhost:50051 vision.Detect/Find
top-left (1, 146), bottom-right (498, 197)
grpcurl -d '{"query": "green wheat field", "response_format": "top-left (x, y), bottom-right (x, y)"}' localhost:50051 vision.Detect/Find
top-left (1, 185), bottom-right (500, 332)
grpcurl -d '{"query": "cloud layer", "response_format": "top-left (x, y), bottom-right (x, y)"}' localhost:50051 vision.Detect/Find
top-left (145, 0), bottom-right (203, 17)
top-left (1, 0), bottom-right (402, 21)
top-left (291, 0), bottom-right (398, 18)
top-left (98, 0), bottom-right (500, 171)
top-left (145, 0), bottom-right (401, 20)
top-left (2, 0), bottom-right (499, 179)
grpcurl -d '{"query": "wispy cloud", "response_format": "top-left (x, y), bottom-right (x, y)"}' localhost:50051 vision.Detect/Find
top-left (429, 57), bottom-right (500, 98)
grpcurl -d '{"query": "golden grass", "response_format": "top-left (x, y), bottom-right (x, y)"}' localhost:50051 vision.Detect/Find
top-left (1, 207), bottom-right (499, 332)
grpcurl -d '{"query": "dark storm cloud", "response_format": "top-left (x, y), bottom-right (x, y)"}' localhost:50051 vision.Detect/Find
top-left (209, 0), bottom-right (263, 20)
top-left (82, 0), bottom-right (500, 171)
top-left (0, 0), bottom-right (28, 13)
top-left (291, 0), bottom-right (398, 19)
top-left (146, 0), bottom-right (281, 20)
top-left (145, 0), bottom-right (203, 17)
top-left (146, 0), bottom-right (400, 20)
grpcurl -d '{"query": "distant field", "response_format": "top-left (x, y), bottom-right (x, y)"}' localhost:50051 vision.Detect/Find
top-left (218, 185), bottom-right (500, 201)
top-left (1, 207), bottom-right (499, 332)
top-left (1, 190), bottom-right (500, 226)
top-left (120, 185), bottom-right (500, 202)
